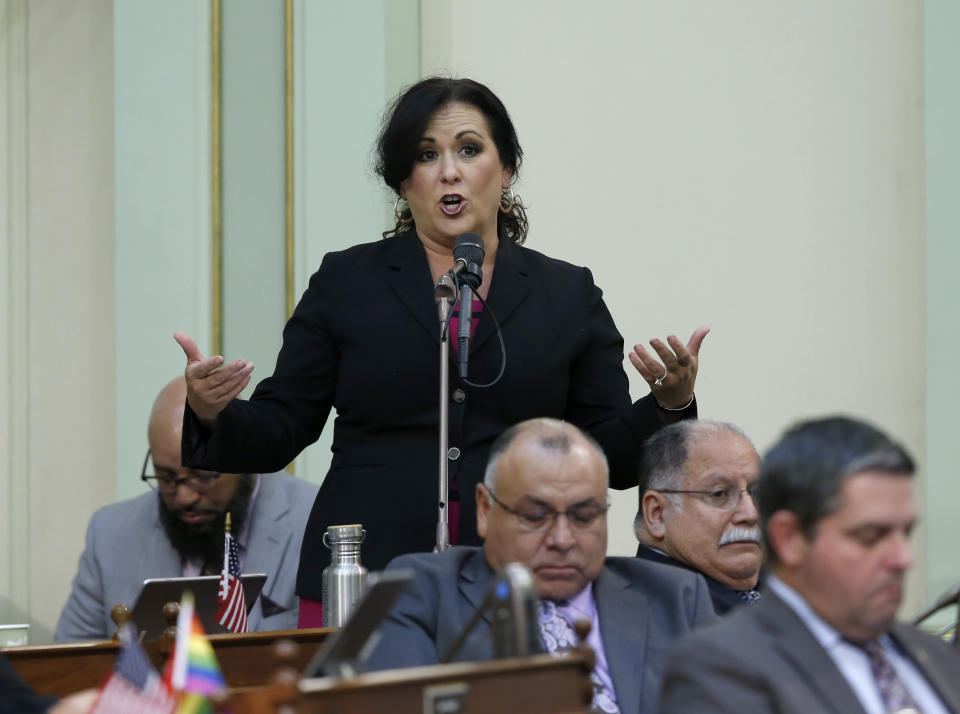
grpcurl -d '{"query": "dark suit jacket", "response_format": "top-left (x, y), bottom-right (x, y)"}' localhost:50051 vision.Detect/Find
top-left (366, 546), bottom-right (718, 714)
top-left (635, 543), bottom-right (757, 615)
top-left (182, 232), bottom-right (694, 599)
top-left (658, 588), bottom-right (960, 713)
top-left (0, 653), bottom-right (56, 713)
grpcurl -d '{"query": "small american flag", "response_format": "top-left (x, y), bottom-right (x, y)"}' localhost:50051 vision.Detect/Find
top-left (216, 513), bottom-right (249, 633)
top-left (90, 625), bottom-right (175, 714)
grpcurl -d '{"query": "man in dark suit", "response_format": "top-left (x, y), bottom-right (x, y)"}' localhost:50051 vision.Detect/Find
top-left (367, 418), bottom-right (717, 714)
top-left (634, 421), bottom-right (762, 614)
top-left (659, 416), bottom-right (960, 713)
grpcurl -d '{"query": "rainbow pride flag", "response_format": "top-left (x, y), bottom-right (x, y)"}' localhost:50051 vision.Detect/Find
top-left (173, 693), bottom-right (215, 714)
top-left (164, 591), bottom-right (227, 713)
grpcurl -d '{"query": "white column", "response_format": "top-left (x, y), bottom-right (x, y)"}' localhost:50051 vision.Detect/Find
top-left (0, 0), bottom-right (116, 641)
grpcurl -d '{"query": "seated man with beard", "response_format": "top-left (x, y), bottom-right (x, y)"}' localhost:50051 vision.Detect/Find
top-left (634, 421), bottom-right (763, 614)
top-left (54, 377), bottom-right (317, 641)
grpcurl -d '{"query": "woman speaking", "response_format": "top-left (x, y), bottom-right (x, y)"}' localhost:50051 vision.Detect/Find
top-left (174, 77), bottom-right (707, 624)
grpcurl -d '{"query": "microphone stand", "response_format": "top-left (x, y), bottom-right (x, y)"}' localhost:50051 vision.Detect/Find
top-left (911, 581), bottom-right (960, 648)
top-left (434, 273), bottom-right (457, 552)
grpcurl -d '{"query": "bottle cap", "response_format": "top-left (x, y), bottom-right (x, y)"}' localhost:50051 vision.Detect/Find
top-left (324, 523), bottom-right (365, 546)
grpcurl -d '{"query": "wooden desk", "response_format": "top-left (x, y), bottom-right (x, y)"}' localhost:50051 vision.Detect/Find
top-left (2, 627), bottom-right (333, 697)
top-left (287, 653), bottom-right (592, 714)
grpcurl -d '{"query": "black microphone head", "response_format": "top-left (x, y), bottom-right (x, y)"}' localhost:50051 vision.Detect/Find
top-left (453, 232), bottom-right (485, 263)
top-left (453, 233), bottom-right (485, 289)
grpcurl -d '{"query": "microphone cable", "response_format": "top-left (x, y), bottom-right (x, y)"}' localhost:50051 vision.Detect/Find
top-left (442, 268), bottom-right (506, 389)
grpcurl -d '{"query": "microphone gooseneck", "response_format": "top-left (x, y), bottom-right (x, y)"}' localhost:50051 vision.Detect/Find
top-left (439, 562), bottom-right (538, 663)
top-left (453, 233), bottom-right (485, 379)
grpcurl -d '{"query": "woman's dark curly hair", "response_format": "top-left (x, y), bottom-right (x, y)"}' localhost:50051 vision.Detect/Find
top-left (375, 77), bottom-right (528, 243)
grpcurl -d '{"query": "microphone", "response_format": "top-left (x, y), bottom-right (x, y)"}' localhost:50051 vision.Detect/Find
top-left (439, 562), bottom-right (539, 663)
top-left (452, 233), bottom-right (484, 379)
top-left (912, 581), bottom-right (960, 625)
top-left (490, 563), bottom-right (539, 658)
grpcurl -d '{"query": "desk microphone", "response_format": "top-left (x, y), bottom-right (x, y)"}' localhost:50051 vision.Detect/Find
top-left (490, 563), bottom-right (539, 658)
top-left (439, 562), bottom-right (539, 662)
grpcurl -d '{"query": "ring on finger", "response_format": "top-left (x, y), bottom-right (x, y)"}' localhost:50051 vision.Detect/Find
top-left (654, 366), bottom-right (668, 387)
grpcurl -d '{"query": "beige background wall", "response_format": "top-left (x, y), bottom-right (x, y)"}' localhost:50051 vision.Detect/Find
top-left (420, 0), bottom-right (927, 610)
top-left (0, 0), bottom-right (115, 641)
top-left (925, 0), bottom-right (960, 621)
top-left (0, 0), bottom-right (944, 640)
top-left (113, 0), bottom-right (213, 505)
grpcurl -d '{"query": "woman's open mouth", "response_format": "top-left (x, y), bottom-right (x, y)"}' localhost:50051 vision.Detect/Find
top-left (441, 195), bottom-right (464, 215)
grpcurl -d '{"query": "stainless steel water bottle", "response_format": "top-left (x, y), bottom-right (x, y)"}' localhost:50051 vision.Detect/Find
top-left (321, 524), bottom-right (367, 627)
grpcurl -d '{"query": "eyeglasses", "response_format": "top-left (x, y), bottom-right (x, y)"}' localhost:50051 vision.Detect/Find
top-left (140, 449), bottom-right (222, 495)
top-left (655, 486), bottom-right (757, 511)
top-left (486, 487), bottom-right (609, 532)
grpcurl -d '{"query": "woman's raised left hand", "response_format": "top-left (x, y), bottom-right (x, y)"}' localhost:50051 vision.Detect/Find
top-left (628, 326), bottom-right (710, 409)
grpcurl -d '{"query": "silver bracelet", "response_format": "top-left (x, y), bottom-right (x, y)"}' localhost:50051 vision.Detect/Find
top-left (656, 394), bottom-right (695, 412)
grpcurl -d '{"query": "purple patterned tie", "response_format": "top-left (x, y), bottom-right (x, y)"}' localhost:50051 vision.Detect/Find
top-left (862, 639), bottom-right (920, 713)
top-left (537, 600), bottom-right (620, 714)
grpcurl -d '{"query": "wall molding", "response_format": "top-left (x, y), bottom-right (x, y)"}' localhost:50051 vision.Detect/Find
top-left (285, 0), bottom-right (295, 320)
top-left (210, 0), bottom-right (223, 356)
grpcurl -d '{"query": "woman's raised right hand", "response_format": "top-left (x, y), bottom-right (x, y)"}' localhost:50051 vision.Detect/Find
top-left (173, 332), bottom-right (254, 429)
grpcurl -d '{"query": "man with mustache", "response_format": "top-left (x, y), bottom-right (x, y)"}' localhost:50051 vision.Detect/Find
top-left (658, 416), bottom-right (960, 714)
top-left (366, 418), bottom-right (717, 714)
top-left (635, 421), bottom-right (762, 614)
top-left (54, 377), bottom-right (317, 641)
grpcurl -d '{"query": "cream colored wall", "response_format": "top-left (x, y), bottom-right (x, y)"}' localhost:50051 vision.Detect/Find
top-left (420, 1), bottom-right (928, 612)
top-left (0, 0), bottom-right (418, 643)
top-left (0, 0), bottom-right (115, 642)
top-left (925, 0), bottom-right (960, 620)
top-left (0, 0), bottom-right (937, 640)
top-left (291, 0), bottom-right (420, 483)
top-left (114, 0), bottom-right (212, 503)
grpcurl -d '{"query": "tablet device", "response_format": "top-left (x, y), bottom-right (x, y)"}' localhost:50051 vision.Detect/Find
top-left (302, 568), bottom-right (414, 678)
top-left (129, 573), bottom-right (267, 638)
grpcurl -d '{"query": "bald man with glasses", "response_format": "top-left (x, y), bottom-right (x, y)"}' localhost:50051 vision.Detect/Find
top-left (54, 377), bottom-right (317, 641)
top-left (367, 418), bottom-right (717, 714)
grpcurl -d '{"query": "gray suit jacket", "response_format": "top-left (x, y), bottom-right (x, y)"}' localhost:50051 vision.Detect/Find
top-left (365, 546), bottom-right (718, 714)
top-left (54, 472), bottom-right (317, 641)
top-left (658, 589), bottom-right (960, 713)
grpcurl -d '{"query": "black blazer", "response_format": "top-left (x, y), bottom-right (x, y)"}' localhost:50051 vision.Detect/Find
top-left (183, 232), bottom-right (693, 599)
top-left (0, 653), bottom-right (57, 714)
top-left (635, 543), bottom-right (759, 615)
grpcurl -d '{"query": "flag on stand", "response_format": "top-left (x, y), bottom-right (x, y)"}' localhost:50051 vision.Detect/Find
top-left (216, 512), bottom-right (248, 633)
top-left (165, 591), bottom-right (228, 714)
top-left (90, 625), bottom-right (176, 714)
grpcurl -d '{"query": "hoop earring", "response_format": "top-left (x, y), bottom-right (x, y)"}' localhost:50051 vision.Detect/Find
top-left (499, 188), bottom-right (516, 213)
top-left (394, 196), bottom-right (414, 225)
